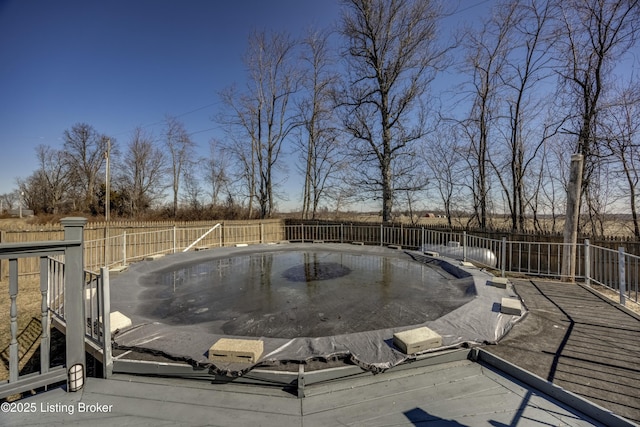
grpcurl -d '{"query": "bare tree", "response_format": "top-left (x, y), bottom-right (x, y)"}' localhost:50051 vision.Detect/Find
top-left (602, 86), bottom-right (640, 236)
top-left (338, 0), bottom-right (448, 222)
top-left (119, 127), bottom-right (166, 216)
top-left (35, 144), bottom-right (71, 214)
top-left (17, 145), bottom-right (72, 214)
top-left (163, 116), bottom-right (195, 218)
top-left (0, 191), bottom-right (19, 212)
top-left (461, 2), bottom-right (518, 229)
top-left (538, 138), bottom-right (572, 232)
top-left (181, 167), bottom-right (203, 211)
top-left (298, 29), bottom-right (343, 219)
top-left (498, 0), bottom-right (556, 231)
top-left (17, 174), bottom-right (44, 214)
top-left (219, 30), bottom-right (300, 218)
top-left (203, 139), bottom-right (230, 207)
top-left (425, 127), bottom-right (466, 228)
top-left (555, 0), bottom-right (640, 234)
top-left (218, 107), bottom-right (258, 217)
top-left (62, 123), bottom-right (111, 212)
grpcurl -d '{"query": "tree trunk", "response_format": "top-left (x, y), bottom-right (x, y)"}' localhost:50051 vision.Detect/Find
top-left (562, 153), bottom-right (583, 282)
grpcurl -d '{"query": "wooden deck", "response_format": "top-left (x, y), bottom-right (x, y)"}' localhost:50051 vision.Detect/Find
top-left (3, 278), bottom-right (640, 426)
top-left (487, 279), bottom-right (640, 425)
top-left (1, 358), bottom-right (605, 426)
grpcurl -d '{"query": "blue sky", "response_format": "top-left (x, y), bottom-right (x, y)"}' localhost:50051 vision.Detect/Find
top-left (0, 0), bottom-right (492, 211)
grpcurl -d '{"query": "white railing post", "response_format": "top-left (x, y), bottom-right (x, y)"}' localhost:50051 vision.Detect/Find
top-left (501, 237), bottom-right (507, 277)
top-left (463, 231), bottom-right (467, 262)
top-left (261, 223), bottom-right (264, 244)
top-left (104, 226), bottom-right (109, 268)
top-left (123, 231), bottom-right (127, 266)
top-left (619, 247), bottom-right (626, 306)
top-left (584, 239), bottom-right (590, 286)
top-left (173, 226), bottom-right (177, 253)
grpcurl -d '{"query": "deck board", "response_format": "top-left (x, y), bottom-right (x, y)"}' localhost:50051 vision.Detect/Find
top-left (6, 277), bottom-right (640, 426)
top-left (487, 279), bottom-right (640, 424)
top-left (1, 358), bottom-right (605, 426)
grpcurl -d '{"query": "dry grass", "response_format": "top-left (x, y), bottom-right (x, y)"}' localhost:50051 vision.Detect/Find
top-left (0, 217), bottom-right (32, 232)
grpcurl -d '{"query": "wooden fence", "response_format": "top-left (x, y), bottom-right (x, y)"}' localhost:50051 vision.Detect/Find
top-left (3, 217), bottom-right (640, 279)
top-left (0, 219), bottom-right (284, 277)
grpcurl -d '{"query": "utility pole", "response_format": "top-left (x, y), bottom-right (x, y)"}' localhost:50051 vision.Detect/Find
top-left (561, 154), bottom-right (583, 282)
top-left (105, 139), bottom-right (111, 222)
top-left (104, 139), bottom-right (111, 267)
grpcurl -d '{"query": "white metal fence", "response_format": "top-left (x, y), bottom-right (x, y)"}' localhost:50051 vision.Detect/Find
top-left (83, 223), bottom-right (283, 273)
top-left (282, 223), bottom-right (639, 305)
top-left (60, 221), bottom-right (640, 306)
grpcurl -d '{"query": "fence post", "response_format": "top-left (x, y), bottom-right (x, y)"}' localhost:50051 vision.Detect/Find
top-left (584, 239), bottom-right (590, 286)
top-left (421, 227), bottom-right (425, 251)
top-left (261, 223), bottom-right (264, 244)
top-left (173, 226), bottom-right (177, 253)
top-left (619, 247), bottom-right (626, 306)
top-left (60, 217), bottom-right (87, 392)
top-left (104, 225), bottom-right (109, 268)
top-left (380, 224), bottom-right (383, 246)
top-left (463, 231), bottom-right (467, 262)
top-left (501, 237), bottom-right (507, 278)
top-left (123, 231), bottom-right (127, 266)
top-left (341, 224), bottom-right (344, 243)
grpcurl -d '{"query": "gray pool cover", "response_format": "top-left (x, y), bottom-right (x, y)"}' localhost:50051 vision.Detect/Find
top-left (110, 243), bottom-right (524, 376)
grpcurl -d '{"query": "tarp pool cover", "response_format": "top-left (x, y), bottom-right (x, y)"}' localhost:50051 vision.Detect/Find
top-left (109, 243), bottom-right (525, 376)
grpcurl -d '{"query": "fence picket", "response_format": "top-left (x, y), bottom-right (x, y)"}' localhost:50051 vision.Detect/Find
top-left (2, 218), bottom-right (638, 304)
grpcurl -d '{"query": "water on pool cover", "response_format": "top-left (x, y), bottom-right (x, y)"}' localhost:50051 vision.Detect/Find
top-left (138, 250), bottom-right (475, 338)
